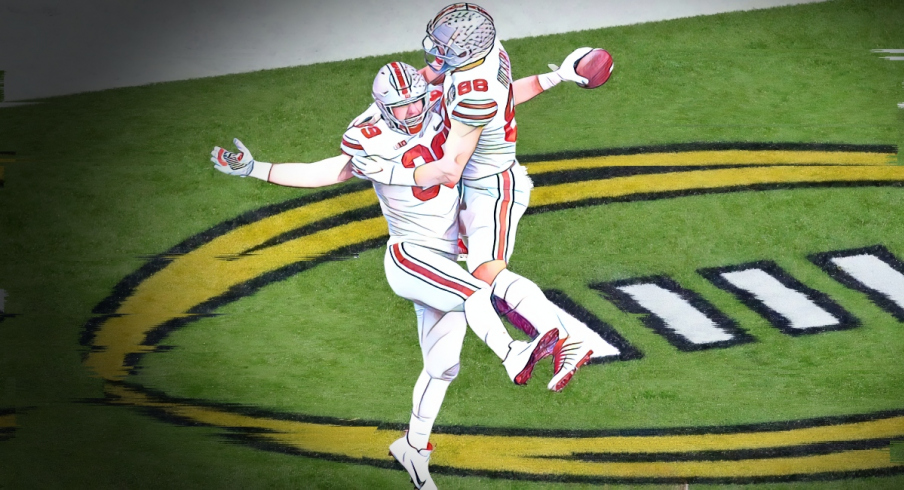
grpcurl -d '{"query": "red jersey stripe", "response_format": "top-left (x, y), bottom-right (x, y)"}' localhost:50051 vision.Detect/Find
top-left (458, 101), bottom-right (497, 110)
top-left (342, 138), bottom-right (364, 150)
top-left (451, 110), bottom-right (497, 121)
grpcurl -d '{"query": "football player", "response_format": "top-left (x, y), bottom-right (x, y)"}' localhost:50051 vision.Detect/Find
top-left (212, 61), bottom-right (567, 490)
top-left (351, 3), bottom-right (615, 395)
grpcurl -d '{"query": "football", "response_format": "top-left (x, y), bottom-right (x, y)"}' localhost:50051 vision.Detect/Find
top-left (575, 48), bottom-right (614, 89)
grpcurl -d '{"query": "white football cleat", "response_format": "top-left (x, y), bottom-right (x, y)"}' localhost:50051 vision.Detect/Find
top-left (548, 337), bottom-right (593, 392)
top-left (389, 436), bottom-right (437, 490)
top-left (503, 328), bottom-right (559, 385)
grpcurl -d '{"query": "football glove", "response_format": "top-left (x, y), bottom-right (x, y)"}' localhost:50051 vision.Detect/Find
top-left (539, 47), bottom-right (592, 89)
top-left (350, 154), bottom-right (416, 186)
top-left (347, 102), bottom-right (382, 128)
top-left (211, 138), bottom-right (257, 177)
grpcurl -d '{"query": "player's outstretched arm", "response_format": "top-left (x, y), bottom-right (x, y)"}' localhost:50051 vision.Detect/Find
top-left (211, 138), bottom-right (354, 188)
top-left (268, 154), bottom-right (355, 188)
top-left (513, 47), bottom-right (592, 105)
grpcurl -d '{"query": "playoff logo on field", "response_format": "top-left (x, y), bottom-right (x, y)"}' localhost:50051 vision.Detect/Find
top-left (81, 142), bottom-right (904, 484)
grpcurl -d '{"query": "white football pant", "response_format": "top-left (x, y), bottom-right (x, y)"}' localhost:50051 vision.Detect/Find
top-left (384, 241), bottom-right (516, 449)
top-left (460, 163), bottom-right (587, 341)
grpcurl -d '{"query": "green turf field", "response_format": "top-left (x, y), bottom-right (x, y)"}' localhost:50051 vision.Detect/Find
top-left (2, 0), bottom-right (903, 488)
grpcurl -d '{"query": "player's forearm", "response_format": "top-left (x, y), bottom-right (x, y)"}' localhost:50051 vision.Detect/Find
top-left (418, 64), bottom-right (445, 85)
top-left (267, 155), bottom-right (354, 188)
top-left (413, 155), bottom-right (466, 187)
top-left (413, 121), bottom-right (481, 186)
top-left (513, 76), bottom-right (545, 105)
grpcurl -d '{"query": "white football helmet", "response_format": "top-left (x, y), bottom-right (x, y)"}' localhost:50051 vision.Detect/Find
top-left (423, 3), bottom-right (496, 75)
top-left (372, 62), bottom-right (433, 135)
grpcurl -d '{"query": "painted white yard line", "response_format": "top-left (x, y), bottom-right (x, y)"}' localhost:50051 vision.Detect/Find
top-left (719, 269), bottom-right (839, 330)
top-left (831, 255), bottom-right (904, 312)
top-left (617, 283), bottom-right (735, 344)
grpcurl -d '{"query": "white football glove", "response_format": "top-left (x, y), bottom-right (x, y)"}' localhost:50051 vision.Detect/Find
top-left (211, 138), bottom-right (256, 177)
top-left (539, 47), bottom-right (592, 89)
top-left (347, 102), bottom-right (382, 128)
top-left (350, 154), bottom-right (416, 186)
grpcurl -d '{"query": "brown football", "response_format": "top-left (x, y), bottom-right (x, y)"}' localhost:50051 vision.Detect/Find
top-left (575, 49), bottom-right (614, 89)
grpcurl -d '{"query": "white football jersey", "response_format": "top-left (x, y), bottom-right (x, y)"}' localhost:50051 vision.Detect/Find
top-left (443, 39), bottom-right (518, 181)
top-left (340, 106), bottom-right (460, 254)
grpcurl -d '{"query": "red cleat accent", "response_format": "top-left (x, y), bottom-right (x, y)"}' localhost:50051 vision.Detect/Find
top-left (513, 329), bottom-right (559, 385)
top-left (550, 346), bottom-right (593, 392)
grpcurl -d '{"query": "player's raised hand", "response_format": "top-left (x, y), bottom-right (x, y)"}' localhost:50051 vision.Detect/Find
top-left (211, 138), bottom-right (256, 177)
top-left (547, 47), bottom-right (593, 86)
top-left (347, 102), bottom-right (382, 128)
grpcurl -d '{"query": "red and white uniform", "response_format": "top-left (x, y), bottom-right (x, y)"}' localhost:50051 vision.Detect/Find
top-left (340, 109), bottom-right (488, 312)
top-left (341, 108), bottom-right (458, 255)
top-left (443, 39), bottom-right (518, 180)
top-left (443, 40), bottom-right (533, 272)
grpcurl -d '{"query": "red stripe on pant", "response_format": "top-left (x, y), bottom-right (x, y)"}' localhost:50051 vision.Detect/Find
top-left (392, 244), bottom-right (475, 297)
top-left (495, 170), bottom-right (513, 261)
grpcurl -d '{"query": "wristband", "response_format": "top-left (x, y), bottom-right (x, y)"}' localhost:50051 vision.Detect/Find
top-left (537, 72), bottom-right (563, 91)
top-left (249, 161), bottom-right (273, 181)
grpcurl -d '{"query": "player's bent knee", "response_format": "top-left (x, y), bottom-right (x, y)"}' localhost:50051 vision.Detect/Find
top-left (426, 361), bottom-right (460, 381)
top-left (440, 363), bottom-right (460, 381)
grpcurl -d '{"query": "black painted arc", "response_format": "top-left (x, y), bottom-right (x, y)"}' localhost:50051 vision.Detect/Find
top-left (429, 463), bottom-right (904, 486)
top-left (527, 180), bottom-right (904, 216)
top-left (241, 205), bottom-right (383, 255)
top-left (98, 383), bottom-right (904, 483)
top-left (517, 142), bottom-right (898, 164)
top-left (528, 163), bottom-right (868, 188)
top-left (699, 260), bottom-right (860, 336)
top-left (104, 380), bottom-right (904, 439)
top-left (99, 380), bottom-right (406, 431)
top-left (97, 383), bottom-right (904, 485)
top-left (556, 438), bottom-right (890, 462)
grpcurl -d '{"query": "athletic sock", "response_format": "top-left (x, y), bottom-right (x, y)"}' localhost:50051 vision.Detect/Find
top-left (463, 288), bottom-right (514, 360)
top-left (408, 370), bottom-right (451, 450)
